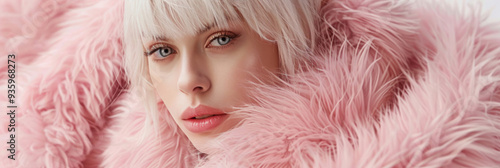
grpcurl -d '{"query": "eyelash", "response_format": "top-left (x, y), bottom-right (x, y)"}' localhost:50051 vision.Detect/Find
top-left (205, 31), bottom-right (239, 48)
top-left (144, 31), bottom-right (240, 62)
top-left (145, 43), bottom-right (173, 55)
top-left (143, 43), bottom-right (173, 62)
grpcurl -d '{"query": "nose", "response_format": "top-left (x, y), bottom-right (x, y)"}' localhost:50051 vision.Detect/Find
top-left (177, 52), bottom-right (211, 95)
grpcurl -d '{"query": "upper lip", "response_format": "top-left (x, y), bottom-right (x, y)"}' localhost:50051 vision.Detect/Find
top-left (181, 105), bottom-right (226, 120)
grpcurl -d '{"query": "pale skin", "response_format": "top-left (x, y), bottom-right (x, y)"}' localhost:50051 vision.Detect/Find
top-left (144, 20), bottom-right (280, 153)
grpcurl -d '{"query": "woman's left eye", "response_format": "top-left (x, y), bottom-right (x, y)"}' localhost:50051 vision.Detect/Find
top-left (211, 35), bottom-right (231, 46)
top-left (207, 32), bottom-right (238, 47)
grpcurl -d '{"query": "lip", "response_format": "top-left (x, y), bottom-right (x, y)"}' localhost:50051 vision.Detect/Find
top-left (181, 105), bottom-right (228, 133)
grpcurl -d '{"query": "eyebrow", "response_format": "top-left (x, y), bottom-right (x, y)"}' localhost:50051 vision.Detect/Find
top-left (150, 22), bottom-right (217, 42)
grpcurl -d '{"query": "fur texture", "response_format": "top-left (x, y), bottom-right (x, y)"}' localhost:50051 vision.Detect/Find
top-left (1, 0), bottom-right (500, 167)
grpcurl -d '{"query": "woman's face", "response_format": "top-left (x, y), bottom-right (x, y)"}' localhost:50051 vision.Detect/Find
top-left (144, 20), bottom-right (280, 152)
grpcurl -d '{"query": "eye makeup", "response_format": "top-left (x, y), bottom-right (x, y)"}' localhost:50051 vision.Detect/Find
top-left (145, 43), bottom-right (174, 56)
top-left (205, 31), bottom-right (240, 48)
top-left (143, 27), bottom-right (242, 60)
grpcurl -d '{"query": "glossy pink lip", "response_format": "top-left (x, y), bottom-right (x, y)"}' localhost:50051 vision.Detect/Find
top-left (181, 105), bottom-right (228, 133)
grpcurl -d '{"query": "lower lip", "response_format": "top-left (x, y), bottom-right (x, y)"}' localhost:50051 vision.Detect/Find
top-left (182, 114), bottom-right (229, 133)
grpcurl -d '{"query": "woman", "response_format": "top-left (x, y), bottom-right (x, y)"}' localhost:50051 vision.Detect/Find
top-left (116, 0), bottom-right (500, 167)
top-left (123, 0), bottom-right (321, 155)
top-left (2, 0), bottom-right (500, 167)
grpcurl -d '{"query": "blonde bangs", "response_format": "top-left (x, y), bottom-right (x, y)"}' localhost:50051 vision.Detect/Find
top-left (137, 0), bottom-right (241, 40)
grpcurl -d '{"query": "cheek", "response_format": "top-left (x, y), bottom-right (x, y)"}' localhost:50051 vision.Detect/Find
top-left (211, 43), bottom-right (279, 104)
top-left (208, 60), bottom-right (254, 105)
top-left (148, 62), bottom-right (181, 112)
top-left (258, 42), bottom-right (280, 74)
top-left (230, 40), bottom-right (280, 84)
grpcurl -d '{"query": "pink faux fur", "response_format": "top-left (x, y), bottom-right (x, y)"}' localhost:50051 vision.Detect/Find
top-left (1, 0), bottom-right (500, 167)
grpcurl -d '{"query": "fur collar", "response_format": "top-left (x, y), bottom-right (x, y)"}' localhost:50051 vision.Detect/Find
top-left (2, 0), bottom-right (499, 167)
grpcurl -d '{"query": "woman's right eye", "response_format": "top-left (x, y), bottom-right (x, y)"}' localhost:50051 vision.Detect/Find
top-left (147, 44), bottom-right (176, 60)
top-left (153, 47), bottom-right (173, 58)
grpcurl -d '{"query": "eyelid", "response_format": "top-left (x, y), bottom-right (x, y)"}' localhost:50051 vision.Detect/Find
top-left (205, 31), bottom-right (239, 48)
top-left (145, 43), bottom-right (172, 56)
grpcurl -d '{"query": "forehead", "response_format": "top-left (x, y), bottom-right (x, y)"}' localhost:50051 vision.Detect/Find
top-left (132, 0), bottom-right (242, 41)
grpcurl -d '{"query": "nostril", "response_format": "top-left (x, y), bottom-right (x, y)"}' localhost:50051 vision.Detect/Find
top-left (193, 86), bottom-right (204, 92)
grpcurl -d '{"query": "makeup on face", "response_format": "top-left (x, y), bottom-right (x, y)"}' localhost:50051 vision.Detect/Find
top-left (145, 20), bottom-right (280, 152)
top-left (181, 105), bottom-right (229, 133)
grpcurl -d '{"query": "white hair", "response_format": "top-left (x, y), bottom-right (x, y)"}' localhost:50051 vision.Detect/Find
top-left (123, 0), bottom-right (322, 133)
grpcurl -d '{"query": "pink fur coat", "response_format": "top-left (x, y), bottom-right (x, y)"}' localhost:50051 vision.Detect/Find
top-left (1, 0), bottom-right (500, 167)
